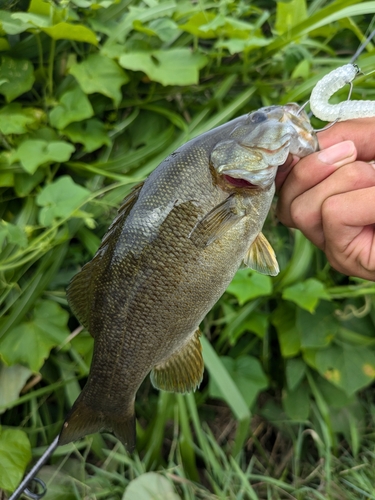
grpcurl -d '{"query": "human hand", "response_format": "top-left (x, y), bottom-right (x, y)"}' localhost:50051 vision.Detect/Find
top-left (276, 118), bottom-right (375, 280)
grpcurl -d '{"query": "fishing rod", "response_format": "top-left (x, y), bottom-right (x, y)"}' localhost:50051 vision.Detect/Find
top-left (8, 437), bottom-right (59, 500)
top-left (8, 20), bottom-right (375, 500)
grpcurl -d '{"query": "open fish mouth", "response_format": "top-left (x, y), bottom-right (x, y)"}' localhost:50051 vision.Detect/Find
top-left (220, 165), bottom-right (279, 189)
top-left (223, 174), bottom-right (258, 188)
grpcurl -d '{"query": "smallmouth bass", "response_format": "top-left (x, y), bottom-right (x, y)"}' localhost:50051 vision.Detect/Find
top-left (59, 104), bottom-right (318, 451)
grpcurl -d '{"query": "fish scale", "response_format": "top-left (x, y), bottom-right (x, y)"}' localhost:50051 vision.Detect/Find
top-left (59, 104), bottom-right (318, 451)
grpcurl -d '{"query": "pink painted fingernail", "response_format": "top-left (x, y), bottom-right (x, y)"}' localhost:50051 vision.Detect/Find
top-left (318, 141), bottom-right (356, 166)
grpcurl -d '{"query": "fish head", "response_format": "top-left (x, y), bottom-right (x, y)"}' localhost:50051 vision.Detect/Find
top-left (210, 104), bottom-right (318, 189)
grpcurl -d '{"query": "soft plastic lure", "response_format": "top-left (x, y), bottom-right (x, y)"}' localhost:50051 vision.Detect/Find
top-left (310, 63), bottom-right (375, 122)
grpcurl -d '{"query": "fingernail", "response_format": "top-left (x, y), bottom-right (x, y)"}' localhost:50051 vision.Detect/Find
top-left (318, 141), bottom-right (355, 166)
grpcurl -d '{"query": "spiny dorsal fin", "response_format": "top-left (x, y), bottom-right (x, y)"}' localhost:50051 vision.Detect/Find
top-left (189, 195), bottom-right (243, 247)
top-left (66, 182), bottom-right (144, 334)
top-left (100, 181), bottom-right (144, 248)
top-left (243, 232), bottom-right (279, 276)
top-left (151, 329), bottom-right (204, 393)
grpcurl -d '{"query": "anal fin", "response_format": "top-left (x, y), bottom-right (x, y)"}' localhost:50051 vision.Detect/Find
top-left (243, 232), bottom-right (279, 276)
top-left (151, 329), bottom-right (204, 394)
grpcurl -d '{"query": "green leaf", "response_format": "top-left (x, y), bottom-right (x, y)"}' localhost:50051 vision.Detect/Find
top-left (28, 0), bottom-right (53, 16)
top-left (0, 300), bottom-right (70, 372)
top-left (36, 175), bottom-right (91, 226)
top-left (0, 56), bottom-right (34, 102)
top-left (241, 311), bottom-right (268, 339)
top-left (0, 37), bottom-right (9, 51)
top-left (0, 171), bottom-right (13, 187)
top-left (283, 382), bottom-right (310, 421)
top-left (315, 376), bottom-right (353, 409)
top-left (14, 169), bottom-right (45, 197)
top-left (13, 139), bottom-right (75, 174)
top-left (0, 363), bottom-right (32, 414)
top-left (123, 472), bottom-right (181, 500)
top-left (215, 37), bottom-right (270, 55)
top-left (0, 220), bottom-right (28, 248)
top-left (70, 54), bottom-right (129, 106)
top-left (41, 22), bottom-right (98, 45)
top-left (148, 18), bottom-right (180, 42)
top-left (272, 303), bottom-right (301, 357)
top-left (209, 355), bottom-right (268, 408)
top-left (227, 269), bottom-right (272, 305)
top-left (49, 86), bottom-right (93, 129)
top-left (297, 302), bottom-right (338, 349)
top-left (315, 344), bottom-right (375, 396)
top-left (119, 49), bottom-right (207, 86)
top-left (0, 427), bottom-right (31, 492)
top-left (275, 0), bottom-right (307, 34)
top-left (286, 358), bottom-right (306, 391)
top-left (283, 278), bottom-right (330, 312)
top-left (107, 2), bottom-right (177, 43)
top-left (0, 103), bottom-right (44, 135)
top-left (63, 118), bottom-right (111, 153)
top-left (178, 12), bottom-right (217, 38)
top-left (12, 12), bottom-right (52, 28)
top-left (0, 10), bottom-right (31, 35)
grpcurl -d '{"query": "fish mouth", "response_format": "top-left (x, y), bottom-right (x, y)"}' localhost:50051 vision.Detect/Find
top-left (223, 174), bottom-right (257, 188)
top-left (220, 165), bottom-right (278, 189)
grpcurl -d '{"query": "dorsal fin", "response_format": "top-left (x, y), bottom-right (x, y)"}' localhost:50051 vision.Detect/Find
top-left (66, 182), bottom-right (144, 335)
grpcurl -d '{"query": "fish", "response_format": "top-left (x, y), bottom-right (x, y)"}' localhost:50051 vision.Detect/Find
top-left (59, 103), bottom-right (318, 451)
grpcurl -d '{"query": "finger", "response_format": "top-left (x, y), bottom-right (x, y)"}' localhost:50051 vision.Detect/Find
top-left (289, 161), bottom-right (375, 249)
top-left (275, 155), bottom-right (299, 191)
top-left (322, 186), bottom-right (375, 279)
top-left (276, 141), bottom-right (357, 227)
top-left (318, 118), bottom-right (375, 161)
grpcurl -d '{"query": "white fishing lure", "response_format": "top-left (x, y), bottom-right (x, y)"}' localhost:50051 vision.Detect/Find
top-left (310, 63), bottom-right (375, 122)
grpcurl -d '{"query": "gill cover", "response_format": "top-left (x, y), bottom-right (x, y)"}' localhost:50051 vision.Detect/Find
top-left (210, 106), bottom-right (318, 188)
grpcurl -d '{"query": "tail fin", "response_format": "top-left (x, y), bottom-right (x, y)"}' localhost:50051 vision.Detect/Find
top-left (59, 396), bottom-right (136, 452)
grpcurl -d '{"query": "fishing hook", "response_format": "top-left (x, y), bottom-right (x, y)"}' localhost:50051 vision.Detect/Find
top-left (9, 436), bottom-right (59, 500)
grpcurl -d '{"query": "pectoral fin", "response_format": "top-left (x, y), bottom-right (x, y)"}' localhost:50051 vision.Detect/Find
top-left (189, 195), bottom-right (244, 247)
top-left (151, 329), bottom-right (204, 393)
top-left (243, 232), bottom-right (279, 276)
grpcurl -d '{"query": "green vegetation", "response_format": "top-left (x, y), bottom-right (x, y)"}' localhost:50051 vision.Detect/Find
top-left (1, 0), bottom-right (375, 498)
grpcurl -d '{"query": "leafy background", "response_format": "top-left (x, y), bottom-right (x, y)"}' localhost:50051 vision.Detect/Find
top-left (1, 0), bottom-right (375, 498)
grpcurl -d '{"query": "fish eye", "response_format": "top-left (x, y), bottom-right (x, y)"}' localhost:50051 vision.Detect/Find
top-left (250, 111), bottom-right (268, 123)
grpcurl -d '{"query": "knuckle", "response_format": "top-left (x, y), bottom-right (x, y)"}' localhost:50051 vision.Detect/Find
top-left (290, 197), bottom-right (315, 229)
top-left (321, 195), bottom-right (340, 222)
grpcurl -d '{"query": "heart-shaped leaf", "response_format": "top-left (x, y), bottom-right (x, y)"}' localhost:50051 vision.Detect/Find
top-left (36, 175), bottom-right (91, 226)
top-left (0, 300), bottom-right (70, 372)
top-left (119, 48), bottom-right (207, 86)
top-left (13, 139), bottom-right (75, 174)
top-left (49, 86), bottom-right (93, 129)
top-left (0, 56), bottom-right (34, 102)
top-left (70, 54), bottom-right (129, 105)
top-left (0, 427), bottom-right (31, 492)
